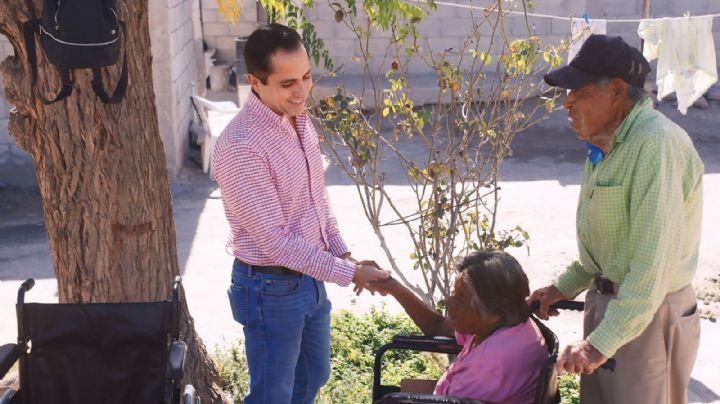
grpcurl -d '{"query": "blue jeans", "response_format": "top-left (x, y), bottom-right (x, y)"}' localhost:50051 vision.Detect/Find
top-left (228, 259), bottom-right (331, 404)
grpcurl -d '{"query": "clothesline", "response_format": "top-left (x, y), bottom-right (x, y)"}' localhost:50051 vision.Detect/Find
top-left (425, 0), bottom-right (720, 23)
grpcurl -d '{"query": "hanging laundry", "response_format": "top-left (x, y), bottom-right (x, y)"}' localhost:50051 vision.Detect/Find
top-left (568, 18), bottom-right (607, 63)
top-left (638, 15), bottom-right (717, 114)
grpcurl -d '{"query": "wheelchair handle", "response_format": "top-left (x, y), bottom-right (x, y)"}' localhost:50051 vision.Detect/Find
top-left (601, 358), bottom-right (616, 371)
top-left (530, 300), bottom-right (585, 313)
top-left (17, 278), bottom-right (35, 305)
top-left (172, 276), bottom-right (182, 302)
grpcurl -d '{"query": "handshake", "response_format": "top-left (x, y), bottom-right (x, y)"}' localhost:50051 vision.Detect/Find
top-left (350, 260), bottom-right (394, 296)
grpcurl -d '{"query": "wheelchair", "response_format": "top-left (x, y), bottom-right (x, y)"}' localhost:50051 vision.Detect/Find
top-left (0, 277), bottom-right (200, 404)
top-left (372, 301), bottom-right (615, 404)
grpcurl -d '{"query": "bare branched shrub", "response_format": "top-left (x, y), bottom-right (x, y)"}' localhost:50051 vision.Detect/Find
top-left (229, 0), bottom-right (574, 304)
top-left (310, 0), bottom-right (568, 304)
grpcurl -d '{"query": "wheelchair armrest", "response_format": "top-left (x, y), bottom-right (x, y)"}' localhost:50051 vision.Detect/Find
top-left (0, 344), bottom-right (22, 379)
top-left (389, 334), bottom-right (463, 355)
top-left (166, 340), bottom-right (187, 382)
top-left (373, 335), bottom-right (462, 402)
top-left (375, 392), bottom-right (488, 404)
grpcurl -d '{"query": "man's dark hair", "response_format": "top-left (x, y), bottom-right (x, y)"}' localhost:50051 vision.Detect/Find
top-left (456, 250), bottom-right (531, 328)
top-left (244, 23), bottom-right (304, 84)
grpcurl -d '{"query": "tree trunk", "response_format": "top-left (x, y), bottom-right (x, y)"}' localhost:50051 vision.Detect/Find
top-left (0, 2), bottom-right (225, 402)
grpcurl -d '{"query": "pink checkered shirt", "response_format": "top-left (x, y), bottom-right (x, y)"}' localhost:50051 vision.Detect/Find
top-left (212, 91), bottom-right (356, 286)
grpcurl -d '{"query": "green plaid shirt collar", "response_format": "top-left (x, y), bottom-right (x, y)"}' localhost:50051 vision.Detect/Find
top-left (612, 98), bottom-right (653, 147)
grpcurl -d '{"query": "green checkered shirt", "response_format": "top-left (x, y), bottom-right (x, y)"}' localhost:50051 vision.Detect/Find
top-left (554, 98), bottom-right (704, 357)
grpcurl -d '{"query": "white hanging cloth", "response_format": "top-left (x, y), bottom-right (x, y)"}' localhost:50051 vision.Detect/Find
top-left (638, 15), bottom-right (717, 114)
top-left (568, 19), bottom-right (607, 63)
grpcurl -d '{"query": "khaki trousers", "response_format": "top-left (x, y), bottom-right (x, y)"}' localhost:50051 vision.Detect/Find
top-left (579, 284), bottom-right (700, 404)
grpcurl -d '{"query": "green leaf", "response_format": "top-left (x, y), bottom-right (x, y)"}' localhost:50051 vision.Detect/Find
top-left (480, 52), bottom-right (492, 65)
top-left (382, 107), bottom-right (390, 117)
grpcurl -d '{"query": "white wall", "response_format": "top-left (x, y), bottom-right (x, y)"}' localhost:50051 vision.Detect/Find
top-left (150, 0), bottom-right (205, 178)
top-left (0, 1), bottom-right (205, 185)
top-left (199, 0), bottom-right (257, 64)
top-left (201, 0), bottom-right (720, 79)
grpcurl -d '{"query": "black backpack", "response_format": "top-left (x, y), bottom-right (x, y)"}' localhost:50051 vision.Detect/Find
top-left (23, 0), bottom-right (128, 104)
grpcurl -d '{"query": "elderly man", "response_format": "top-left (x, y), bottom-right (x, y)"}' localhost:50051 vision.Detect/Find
top-left (528, 35), bottom-right (703, 404)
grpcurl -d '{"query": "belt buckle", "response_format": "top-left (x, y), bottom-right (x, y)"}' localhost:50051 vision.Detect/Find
top-left (594, 274), bottom-right (615, 295)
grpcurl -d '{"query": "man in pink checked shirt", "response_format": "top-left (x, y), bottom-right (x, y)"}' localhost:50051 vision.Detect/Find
top-left (212, 24), bottom-right (390, 404)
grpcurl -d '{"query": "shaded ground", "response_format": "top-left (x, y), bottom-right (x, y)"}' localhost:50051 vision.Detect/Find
top-left (1, 100), bottom-right (719, 402)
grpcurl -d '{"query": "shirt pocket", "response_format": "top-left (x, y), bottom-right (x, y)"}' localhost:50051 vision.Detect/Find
top-left (587, 185), bottom-right (628, 255)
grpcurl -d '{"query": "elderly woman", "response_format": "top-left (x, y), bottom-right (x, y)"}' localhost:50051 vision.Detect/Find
top-left (368, 250), bottom-right (548, 404)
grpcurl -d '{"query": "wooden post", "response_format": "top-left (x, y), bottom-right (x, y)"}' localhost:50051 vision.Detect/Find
top-left (641, 0), bottom-right (652, 18)
top-left (640, 0), bottom-right (651, 52)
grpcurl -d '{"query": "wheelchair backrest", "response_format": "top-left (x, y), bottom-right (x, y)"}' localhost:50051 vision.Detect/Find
top-left (16, 301), bottom-right (174, 404)
top-left (531, 316), bottom-right (560, 404)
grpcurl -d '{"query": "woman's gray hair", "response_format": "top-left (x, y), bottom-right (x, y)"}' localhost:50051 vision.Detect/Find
top-left (597, 76), bottom-right (648, 102)
top-left (456, 250), bottom-right (531, 327)
top-left (460, 271), bottom-right (491, 317)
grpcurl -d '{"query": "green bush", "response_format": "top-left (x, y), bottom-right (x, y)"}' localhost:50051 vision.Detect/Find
top-left (214, 341), bottom-right (250, 401)
top-left (215, 306), bottom-right (446, 403)
top-left (558, 373), bottom-right (580, 404)
top-left (317, 307), bottom-right (447, 404)
top-left (214, 306), bottom-right (581, 403)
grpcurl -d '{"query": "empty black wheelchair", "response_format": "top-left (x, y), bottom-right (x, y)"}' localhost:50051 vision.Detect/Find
top-left (372, 301), bottom-right (615, 404)
top-left (0, 277), bottom-right (199, 404)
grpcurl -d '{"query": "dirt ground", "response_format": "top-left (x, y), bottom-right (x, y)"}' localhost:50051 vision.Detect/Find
top-left (1, 100), bottom-right (719, 402)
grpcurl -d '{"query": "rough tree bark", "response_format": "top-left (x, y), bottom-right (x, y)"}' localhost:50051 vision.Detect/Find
top-left (0, 1), bottom-right (225, 402)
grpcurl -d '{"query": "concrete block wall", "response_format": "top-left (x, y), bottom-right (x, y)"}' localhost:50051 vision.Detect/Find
top-left (202, 0), bottom-right (720, 79)
top-left (303, 0), bottom-right (590, 76)
top-left (150, 0), bottom-right (205, 178)
top-left (0, 35), bottom-right (36, 186)
top-left (200, 0), bottom-right (257, 64)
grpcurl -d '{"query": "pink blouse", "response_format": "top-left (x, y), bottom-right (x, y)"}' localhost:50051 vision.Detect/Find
top-left (433, 318), bottom-right (548, 404)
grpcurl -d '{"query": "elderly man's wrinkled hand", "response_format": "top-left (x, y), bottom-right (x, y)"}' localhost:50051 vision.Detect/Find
top-left (527, 284), bottom-right (566, 320)
top-left (556, 340), bottom-right (607, 375)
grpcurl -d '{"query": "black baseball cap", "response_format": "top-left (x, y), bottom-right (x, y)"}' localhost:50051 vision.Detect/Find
top-left (544, 34), bottom-right (650, 89)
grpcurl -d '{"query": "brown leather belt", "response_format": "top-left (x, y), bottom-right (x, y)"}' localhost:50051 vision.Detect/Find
top-left (594, 273), bottom-right (616, 295)
top-left (236, 259), bottom-right (301, 277)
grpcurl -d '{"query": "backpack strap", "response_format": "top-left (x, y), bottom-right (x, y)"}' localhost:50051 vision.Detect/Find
top-left (23, 18), bottom-right (74, 105)
top-left (91, 21), bottom-right (128, 104)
